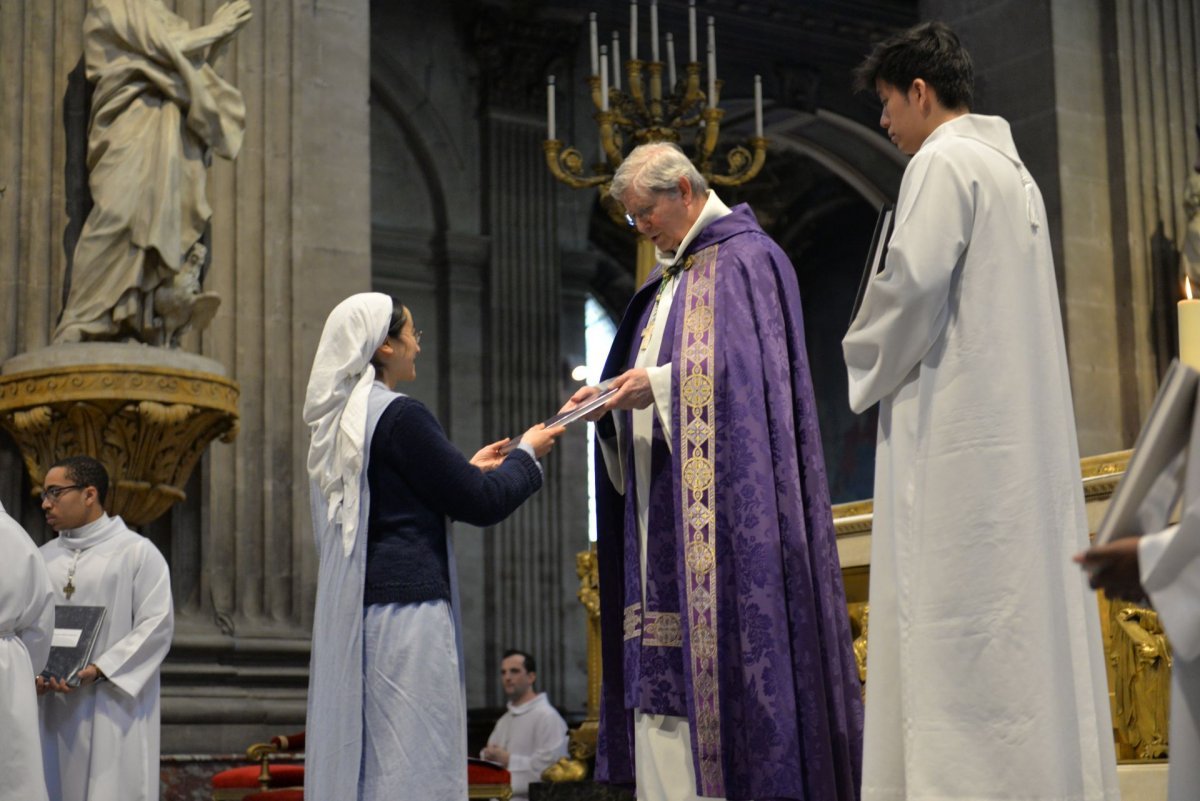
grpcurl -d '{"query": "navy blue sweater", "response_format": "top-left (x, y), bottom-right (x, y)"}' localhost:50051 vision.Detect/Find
top-left (364, 396), bottom-right (543, 606)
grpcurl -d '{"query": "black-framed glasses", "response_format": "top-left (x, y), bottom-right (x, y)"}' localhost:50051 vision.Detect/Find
top-left (41, 485), bottom-right (84, 503)
top-left (412, 329), bottom-right (423, 345)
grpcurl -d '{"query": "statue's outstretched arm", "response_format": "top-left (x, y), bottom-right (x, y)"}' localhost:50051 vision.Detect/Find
top-left (173, 0), bottom-right (252, 61)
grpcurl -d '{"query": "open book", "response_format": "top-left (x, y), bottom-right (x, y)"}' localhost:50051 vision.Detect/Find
top-left (1095, 359), bottom-right (1200, 545)
top-left (41, 605), bottom-right (106, 687)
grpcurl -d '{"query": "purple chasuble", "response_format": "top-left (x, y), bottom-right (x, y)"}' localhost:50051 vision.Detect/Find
top-left (594, 204), bottom-right (863, 800)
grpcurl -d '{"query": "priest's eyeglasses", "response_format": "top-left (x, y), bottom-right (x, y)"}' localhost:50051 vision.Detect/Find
top-left (41, 485), bottom-right (84, 503)
top-left (624, 190), bottom-right (677, 228)
top-left (411, 330), bottom-right (423, 345)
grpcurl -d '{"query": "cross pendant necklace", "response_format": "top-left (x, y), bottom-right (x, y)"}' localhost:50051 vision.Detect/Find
top-left (639, 275), bottom-right (674, 353)
top-left (64, 549), bottom-right (81, 600)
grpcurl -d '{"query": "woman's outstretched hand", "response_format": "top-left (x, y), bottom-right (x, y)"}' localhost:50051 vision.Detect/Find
top-left (471, 438), bottom-right (513, 472)
top-left (522, 423), bottom-right (567, 458)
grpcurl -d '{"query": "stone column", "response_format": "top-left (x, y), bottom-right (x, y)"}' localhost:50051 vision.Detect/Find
top-left (473, 8), bottom-right (591, 711)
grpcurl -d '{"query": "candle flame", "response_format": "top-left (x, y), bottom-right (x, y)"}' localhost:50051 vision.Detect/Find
top-left (1188, 276), bottom-right (1195, 301)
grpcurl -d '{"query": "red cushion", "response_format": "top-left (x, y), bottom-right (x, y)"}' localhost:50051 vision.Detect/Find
top-left (467, 758), bottom-right (511, 785)
top-left (211, 764), bottom-right (306, 789)
top-left (244, 791), bottom-right (303, 801)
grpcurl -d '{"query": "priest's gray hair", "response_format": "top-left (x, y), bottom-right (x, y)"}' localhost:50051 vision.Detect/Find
top-left (610, 142), bottom-right (708, 201)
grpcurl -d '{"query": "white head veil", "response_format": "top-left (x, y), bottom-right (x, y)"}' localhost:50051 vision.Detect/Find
top-left (303, 292), bottom-right (394, 555)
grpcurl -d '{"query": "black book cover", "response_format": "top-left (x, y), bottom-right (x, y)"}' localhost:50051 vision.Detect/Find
top-left (849, 203), bottom-right (895, 329)
top-left (41, 605), bottom-right (106, 686)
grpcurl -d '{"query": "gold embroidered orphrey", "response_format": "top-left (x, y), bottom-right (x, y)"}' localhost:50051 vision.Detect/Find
top-left (677, 243), bottom-right (723, 794)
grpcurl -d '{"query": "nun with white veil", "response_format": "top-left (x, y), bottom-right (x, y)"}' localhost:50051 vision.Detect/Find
top-left (302, 292), bottom-right (563, 801)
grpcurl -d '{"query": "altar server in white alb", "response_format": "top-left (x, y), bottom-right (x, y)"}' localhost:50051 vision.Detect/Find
top-left (36, 456), bottom-right (174, 801)
top-left (1078, 467), bottom-right (1200, 801)
top-left (842, 21), bottom-right (1119, 801)
top-left (0, 500), bottom-right (54, 801)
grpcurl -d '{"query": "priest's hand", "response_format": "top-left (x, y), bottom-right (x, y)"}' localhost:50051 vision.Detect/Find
top-left (471, 438), bottom-right (512, 472)
top-left (605, 368), bottom-right (654, 412)
top-left (1074, 538), bottom-right (1147, 603)
top-left (560, 384), bottom-right (607, 422)
top-left (481, 744), bottom-right (510, 767)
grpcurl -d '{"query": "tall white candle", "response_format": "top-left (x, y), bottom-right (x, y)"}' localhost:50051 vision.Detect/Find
top-left (547, 76), bottom-right (556, 140)
top-left (666, 32), bottom-right (676, 88)
top-left (612, 32), bottom-right (622, 90)
top-left (589, 13), bottom-right (599, 76)
top-left (600, 45), bottom-right (610, 111)
top-left (708, 15), bottom-right (717, 69)
top-left (630, 2), bottom-right (638, 61)
top-left (650, 1), bottom-right (659, 61)
top-left (688, 0), bottom-right (697, 62)
top-left (754, 74), bottom-right (763, 137)
top-left (707, 41), bottom-right (716, 105)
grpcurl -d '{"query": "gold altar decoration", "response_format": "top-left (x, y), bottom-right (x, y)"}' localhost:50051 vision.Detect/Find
top-left (0, 363), bottom-right (239, 526)
top-left (543, 3), bottom-right (767, 226)
top-left (1106, 601), bottom-right (1171, 759)
top-left (543, 548), bottom-right (602, 782)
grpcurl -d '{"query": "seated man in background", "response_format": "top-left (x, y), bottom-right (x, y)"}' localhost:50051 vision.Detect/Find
top-left (481, 649), bottom-right (568, 800)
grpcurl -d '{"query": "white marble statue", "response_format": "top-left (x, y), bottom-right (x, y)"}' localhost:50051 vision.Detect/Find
top-left (1184, 168), bottom-right (1200, 286)
top-left (54, 0), bottom-right (252, 345)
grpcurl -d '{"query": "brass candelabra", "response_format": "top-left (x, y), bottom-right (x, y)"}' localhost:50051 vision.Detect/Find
top-left (543, 5), bottom-right (767, 224)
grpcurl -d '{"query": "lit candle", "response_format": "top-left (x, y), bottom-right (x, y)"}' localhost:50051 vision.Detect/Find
top-left (650, 0), bottom-right (659, 61)
top-left (688, 0), bottom-right (697, 62)
top-left (589, 12), bottom-right (599, 76)
top-left (629, 1), bottom-right (638, 61)
top-left (547, 76), bottom-right (556, 140)
top-left (666, 32), bottom-right (676, 88)
top-left (754, 74), bottom-right (763, 137)
top-left (600, 45), bottom-right (610, 111)
top-left (612, 32), bottom-right (622, 90)
top-left (1181, 276), bottom-right (1200, 369)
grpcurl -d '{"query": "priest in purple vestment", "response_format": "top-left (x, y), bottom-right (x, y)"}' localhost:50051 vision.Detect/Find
top-left (565, 142), bottom-right (863, 801)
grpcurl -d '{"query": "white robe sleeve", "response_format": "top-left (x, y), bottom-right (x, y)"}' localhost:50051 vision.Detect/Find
top-left (842, 150), bottom-right (972, 412)
top-left (507, 708), bottom-right (568, 793)
top-left (508, 710), bottom-right (568, 773)
top-left (1140, 520), bottom-right (1200, 661)
top-left (92, 540), bottom-right (174, 698)
top-left (19, 548), bottom-right (55, 674)
top-left (646, 362), bottom-right (673, 443)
